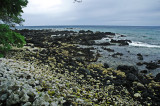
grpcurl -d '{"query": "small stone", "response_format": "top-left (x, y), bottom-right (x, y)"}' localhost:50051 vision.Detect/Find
top-left (20, 93), bottom-right (29, 102)
top-left (137, 82), bottom-right (145, 90)
top-left (106, 80), bottom-right (111, 85)
top-left (28, 79), bottom-right (35, 86)
top-left (7, 93), bottom-right (20, 105)
top-left (104, 63), bottom-right (109, 68)
top-left (134, 93), bottom-right (141, 98)
top-left (140, 70), bottom-right (148, 74)
top-left (50, 102), bottom-right (58, 106)
top-left (23, 102), bottom-right (31, 106)
top-left (76, 98), bottom-right (84, 103)
top-left (127, 73), bottom-right (138, 81)
top-left (0, 94), bottom-right (8, 101)
top-left (67, 95), bottom-right (76, 98)
top-left (137, 53), bottom-right (143, 60)
top-left (43, 94), bottom-right (50, 102)
top-left (155, 73), bottom-right (160, 82)
top-left (0, 73), bottom-right (3, 77)
top-left (41, 102), bottom-right (50, 106)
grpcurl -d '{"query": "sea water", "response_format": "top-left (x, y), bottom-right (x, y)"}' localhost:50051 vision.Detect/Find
top-left (16, 25), bottom-right (160, 47)
top-left (16, 25), bottom-right (160, 75)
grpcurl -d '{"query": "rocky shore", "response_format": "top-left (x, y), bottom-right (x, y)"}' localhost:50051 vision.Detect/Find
top-left (0, 29), bottom-right (160, 105)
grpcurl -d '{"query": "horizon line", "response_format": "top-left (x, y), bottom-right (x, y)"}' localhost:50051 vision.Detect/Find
top-left (17, 25), bottom-right (160, 27)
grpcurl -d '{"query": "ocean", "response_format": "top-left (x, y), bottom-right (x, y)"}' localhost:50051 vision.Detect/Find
top-left (16, 25), bottom-right (160, 46)
top-left (16, 25), bottom-right (160, 75)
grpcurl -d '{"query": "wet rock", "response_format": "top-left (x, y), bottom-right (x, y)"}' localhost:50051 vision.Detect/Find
top-left (145, 62), bottom-right (159, 69)
top-left (117, 65), bottom-right (138, 75)
top-left (75, 57), bottom-right (84, 63)
top-left (120, 35), bottom-right (126, 37)
top-left (133, 82), bottom-right (145, 90)
top-left (137, 53), bottom-right (143, 60)
top-left (127, 73), bottom-right (138, 81)
top-left (78, 68), bottom-right (90, 75)
top-left (63, 100), bottom-right (72, 106)
top-left (103, 48), bottom-right (114, 52)
top-left (110, 39), bottom-right (131, 46)
top-left (136, 62), bottom-right (143, 66)
top-left (155, 73), bottom-right (160, 82)
top-left (140, 70), bottom-right (148, 74)
top-left (104, 63), bottom-right (109, 68)
top-left (97, 42), bottom-right (111, 46)
top-left (105, 32), bottom-right (115, 35)
top-left (112, 52), bottom-right (123, 58)
top-left (80, 40), bottom-right (96, 45)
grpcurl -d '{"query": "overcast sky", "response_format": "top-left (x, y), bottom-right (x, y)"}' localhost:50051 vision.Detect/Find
top-left (22, 0), bottom-right (160, 26)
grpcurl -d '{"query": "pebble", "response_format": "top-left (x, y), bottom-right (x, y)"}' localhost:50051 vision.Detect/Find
top-left (134, 93), bottom-right (141, 98)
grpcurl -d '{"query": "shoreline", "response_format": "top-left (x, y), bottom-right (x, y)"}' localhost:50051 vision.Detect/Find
top-left (1, 29), bottom-right (160, 105)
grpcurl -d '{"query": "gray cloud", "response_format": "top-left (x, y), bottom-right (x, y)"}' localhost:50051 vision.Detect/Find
top-left (22, 0), bottom-right (160, 26)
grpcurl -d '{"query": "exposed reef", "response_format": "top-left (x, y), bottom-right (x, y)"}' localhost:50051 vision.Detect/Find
top-left (1, 29), bottom-right (160, 105)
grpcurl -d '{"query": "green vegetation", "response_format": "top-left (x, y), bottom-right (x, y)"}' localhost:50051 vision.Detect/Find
top-left (0, 24), bottom-right (26, 57)
top-left (0, 0), bottom-right (28, 26)
top-left (0, 0), bottom-right (28, 57)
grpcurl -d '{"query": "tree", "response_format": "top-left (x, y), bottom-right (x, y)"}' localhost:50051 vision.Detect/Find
top-left (0, 0), bottom-right (28, 57)
top-left (0, 0), bottom-right (28, 26)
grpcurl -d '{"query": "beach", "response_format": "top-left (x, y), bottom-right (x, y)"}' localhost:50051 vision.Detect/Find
top-left (1, 27), bottom-right (160, 105)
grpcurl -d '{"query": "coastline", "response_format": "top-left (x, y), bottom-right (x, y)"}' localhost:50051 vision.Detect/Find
top-left (1, 29), bottom-right (160, 105)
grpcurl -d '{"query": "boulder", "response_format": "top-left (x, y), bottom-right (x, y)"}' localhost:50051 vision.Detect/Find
top-left (103, 63), bottom-right (109, 68)
top-left (103, 48), bottom-right (114, 52)
top-left (112, 52), bottom-right (123, 58)
top-left (136, 62), bottom-right (144, 66)
top-left (155, 73), bottom-right (160, 82)
top-left (117, 65), bottom-right (138, 75)
top-left (137, 53), bottom-right (143, 60)
top-left (105, 32), bottom-right (115, 35)
top-left (78, 68), bottom-right (90, 75)
top-left (140, 70), bottom-right (148, 74)
top-left (145, 62), bottom-right (159, 69)
top-left (127, 73), bottom-right (138, 81)
top-left (97, 42), bottom-right (111, 46)
top-left (133, 82), bottom-right (145, 90)
top-left (110, 39), bottom-right (131, 46)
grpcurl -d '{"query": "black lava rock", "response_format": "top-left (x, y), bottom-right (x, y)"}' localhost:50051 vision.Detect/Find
top-left (103, 63), bottom-right (109, 68)
top-left (117, 65), bottom-right (138, 75)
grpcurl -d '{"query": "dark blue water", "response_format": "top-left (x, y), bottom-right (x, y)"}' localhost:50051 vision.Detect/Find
top-left (16, 25), bottom-right (160, 75)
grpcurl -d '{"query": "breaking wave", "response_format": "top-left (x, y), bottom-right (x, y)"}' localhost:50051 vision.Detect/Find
top-left (129, 41), bottom-right (160, 48)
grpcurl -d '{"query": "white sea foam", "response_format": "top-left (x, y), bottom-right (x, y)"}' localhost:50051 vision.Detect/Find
top-left (129, 41), bottom-right (160, 48)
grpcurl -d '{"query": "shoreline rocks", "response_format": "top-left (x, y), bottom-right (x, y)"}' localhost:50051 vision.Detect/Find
top-left (1, 29), bottom-right (159, 105)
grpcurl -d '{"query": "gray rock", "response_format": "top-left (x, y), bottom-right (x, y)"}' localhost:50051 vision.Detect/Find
top-left (127, 73), bottom-right (138, 81)
top-left (7, 93), bottom-right (20, 105)
top-left (23, 102), bottom-right (32, 106)
top-left (20, 93), bottom-right (29, 102)
top-left (137, 82), bottom-right (145, 90)
top-left (0, 94), bottom-right (8, 101)
top-left (50, 102), bottom-right (58, 106)
top-left (134, 93), bottom-right (141, 98)
top-left (155, 73), bottom-right (160, 82)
